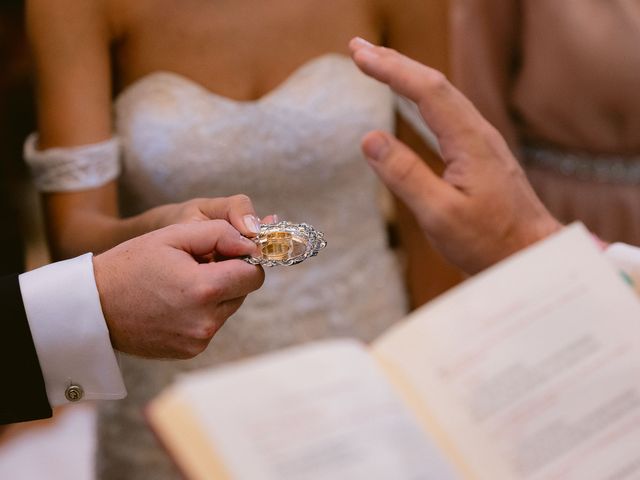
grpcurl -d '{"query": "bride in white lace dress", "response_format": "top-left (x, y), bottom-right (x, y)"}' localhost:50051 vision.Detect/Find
top-left (26, 0), bottom-right (448, 478)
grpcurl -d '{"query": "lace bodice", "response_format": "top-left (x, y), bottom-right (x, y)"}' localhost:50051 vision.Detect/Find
top-left (98, 54), bottom-right (410, 480)
top-left (117, 54), bottom-right (391, 242)
top-left (114, 53), bottom-right (409, 341)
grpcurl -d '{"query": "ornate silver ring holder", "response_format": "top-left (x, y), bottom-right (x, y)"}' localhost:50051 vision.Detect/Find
top-left (244, 221), bottom-right (327, 267)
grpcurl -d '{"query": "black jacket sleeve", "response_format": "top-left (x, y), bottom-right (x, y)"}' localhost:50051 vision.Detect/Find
top-left (0, 274), bottom-right (52, 424)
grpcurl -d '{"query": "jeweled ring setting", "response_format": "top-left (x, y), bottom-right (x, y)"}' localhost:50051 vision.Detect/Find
top-left (244, 221), bottom-right (327, 267)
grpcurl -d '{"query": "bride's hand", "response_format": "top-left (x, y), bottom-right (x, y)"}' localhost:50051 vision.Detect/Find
top-left (146, 194), bottom-right (264, 237)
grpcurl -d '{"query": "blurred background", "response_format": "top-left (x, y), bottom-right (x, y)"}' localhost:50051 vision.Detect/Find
top-left (0, 0), bottom-right (31, 276)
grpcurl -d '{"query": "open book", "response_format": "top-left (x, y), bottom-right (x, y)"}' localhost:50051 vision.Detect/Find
top-left (147, 224), bottom-right (640, 480)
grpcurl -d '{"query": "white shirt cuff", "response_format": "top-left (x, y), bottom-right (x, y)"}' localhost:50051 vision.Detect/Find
top-left (18, 253), bottom-right (127, 406)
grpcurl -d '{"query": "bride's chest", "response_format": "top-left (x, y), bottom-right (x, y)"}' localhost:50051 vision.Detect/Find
top-left (110, 0), bottom-right (379, 101)
top-left (114, 56), bottom-right (395, 194)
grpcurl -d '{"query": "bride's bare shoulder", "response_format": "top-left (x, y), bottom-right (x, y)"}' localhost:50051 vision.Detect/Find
top-left (103, 0), bottom-right (154, 39)
top-left (26, 0), bottom-right (113, 44)
top-left (26, 0), bottom-right (115, 148)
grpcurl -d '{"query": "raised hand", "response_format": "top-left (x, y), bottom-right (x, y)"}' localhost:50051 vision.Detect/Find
top-left (350, 38), bottom-right (561, 273)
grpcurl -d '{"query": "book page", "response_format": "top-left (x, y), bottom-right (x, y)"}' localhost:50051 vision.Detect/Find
top-left (152, 340), bottom-right (456, 480)
top-left (373, 224), bottom-right (640, 480)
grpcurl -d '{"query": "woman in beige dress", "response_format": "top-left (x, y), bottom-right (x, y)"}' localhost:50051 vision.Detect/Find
top-left (451, 0), bottom-right (640, 244)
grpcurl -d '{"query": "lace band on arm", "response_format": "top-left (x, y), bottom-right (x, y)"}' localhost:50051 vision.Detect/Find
top-left (23, 134), bottom-right (121, 192)
top-left (396, 95), bottom-right (441, 155)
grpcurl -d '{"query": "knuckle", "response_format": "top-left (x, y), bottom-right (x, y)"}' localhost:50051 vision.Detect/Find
top-left (191, 321), bottom-right (219, 341)
top-left (505, 160), bottom-right (524, 179)
top-left (189, 198), bottom-right (213, 219)
top-left (424, 70), bottom-right (449, 96)
top-left (190, 282), bottom-right (223, 304)
top-left (387, 150), bottom-right (420, 185)
top-left (231, 193), bottom-right (252, 206)
top-left (185, 341), bottom-right (207, 358)
top-left (179, 200), bottom-right (196, 213)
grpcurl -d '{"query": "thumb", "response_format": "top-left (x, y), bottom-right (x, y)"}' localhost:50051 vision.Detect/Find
top-left (164, 220), bottom-right (258, 258)
top-left (197, 195), bottom-right (262, 238)
top-left (362, 131), bottom-right (454, 216)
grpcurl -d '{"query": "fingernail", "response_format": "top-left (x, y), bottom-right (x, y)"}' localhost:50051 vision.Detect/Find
top-left (243, 215), bottom-right (261, 234)
top-left (363, 133), bottom-right (391, 161)
top-left (351, 36), bottom-right (375, 49)
top-left (272, 214), bottom-right (279, 223)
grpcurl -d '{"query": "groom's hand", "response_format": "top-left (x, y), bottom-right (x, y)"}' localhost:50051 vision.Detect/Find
top-left (350, 38), bottom-right (562, 274)
top-left (93, 220), bottom-right (264, 359)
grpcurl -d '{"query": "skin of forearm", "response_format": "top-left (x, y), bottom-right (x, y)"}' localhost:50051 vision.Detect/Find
top-left (44, 208), bottom-right (163, 260)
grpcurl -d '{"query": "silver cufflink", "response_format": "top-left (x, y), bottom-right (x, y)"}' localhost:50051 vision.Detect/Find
top-left (65, 384), bottom-right (84, 402)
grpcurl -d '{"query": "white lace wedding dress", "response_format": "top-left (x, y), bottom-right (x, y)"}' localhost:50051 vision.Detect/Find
top-left (96, 54), bottom-right (413, 479)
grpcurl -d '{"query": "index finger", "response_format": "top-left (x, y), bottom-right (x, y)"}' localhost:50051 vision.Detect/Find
top-left (197, 259), bottom-right (265, 302)
top-left (349, 38), bottom-right (498, 160)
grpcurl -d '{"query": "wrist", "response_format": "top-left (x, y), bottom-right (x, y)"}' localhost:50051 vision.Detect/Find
top-left (91, 253), bottom-right (117, 350)
top-left (517, 216), bottom-right (563, 250)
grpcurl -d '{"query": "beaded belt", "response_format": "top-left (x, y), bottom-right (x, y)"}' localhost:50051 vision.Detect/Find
top-left (522, 145), bottom-right (640, 185)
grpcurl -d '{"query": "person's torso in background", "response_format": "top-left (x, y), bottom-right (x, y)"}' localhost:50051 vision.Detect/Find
top-left (513, 0), bottom-right (640, 154)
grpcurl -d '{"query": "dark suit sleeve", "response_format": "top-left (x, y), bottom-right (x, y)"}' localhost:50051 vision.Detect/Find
top-left (0, 274), bottom-right (52, 424)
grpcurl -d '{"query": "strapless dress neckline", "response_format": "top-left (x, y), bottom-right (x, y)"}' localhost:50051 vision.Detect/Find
top-left (115, 53), bottom-right (352, 107)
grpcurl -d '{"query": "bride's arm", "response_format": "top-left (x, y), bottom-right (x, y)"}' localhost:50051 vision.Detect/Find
top-left (377, 0), bottom-right (465, 307)
top-left (26, 0), bottom-right (127, 259)
top-left (26, 0), bottom-right (261, 260)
